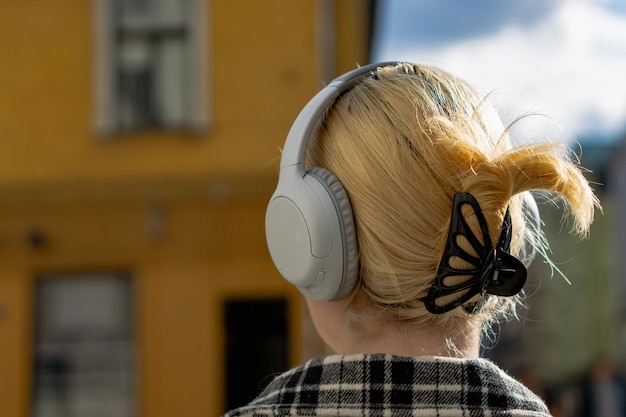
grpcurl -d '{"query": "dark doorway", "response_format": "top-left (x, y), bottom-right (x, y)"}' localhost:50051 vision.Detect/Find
top-left (224, 298), bottom-right (289, 411)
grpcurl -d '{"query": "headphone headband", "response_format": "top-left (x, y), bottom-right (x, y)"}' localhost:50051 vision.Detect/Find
top-left (279, 62), bottom-right (400, 174)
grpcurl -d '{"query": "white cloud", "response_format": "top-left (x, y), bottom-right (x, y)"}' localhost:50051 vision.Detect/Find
top-left (377, 1), bottom-right (626, 143)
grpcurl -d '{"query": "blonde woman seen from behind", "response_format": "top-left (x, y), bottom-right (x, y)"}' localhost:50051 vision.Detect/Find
top-left (224, 62), bottom-right (600, 417)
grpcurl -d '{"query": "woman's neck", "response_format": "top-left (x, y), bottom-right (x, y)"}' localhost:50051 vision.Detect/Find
top-left (336, 317), bottom-right (482, 358)
top-left (305, 295), bottom-right (483, 359)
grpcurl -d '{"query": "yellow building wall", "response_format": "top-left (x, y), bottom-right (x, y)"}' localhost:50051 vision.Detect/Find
top-left (0, 0), bottom-right (373, 416)
top-left (0, 193), bottom-right (302, 416)
top-left (0, 1), bottom-right (317, 184)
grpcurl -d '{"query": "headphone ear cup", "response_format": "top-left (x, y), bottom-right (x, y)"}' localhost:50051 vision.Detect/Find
top-left (306, 167), bottom-right (359, 300)
top-left (265, 166), bottom-right (360, 301)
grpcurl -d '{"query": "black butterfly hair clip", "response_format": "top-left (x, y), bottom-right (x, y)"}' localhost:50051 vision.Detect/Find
top-left (422, 192), bottom-right (527, 314)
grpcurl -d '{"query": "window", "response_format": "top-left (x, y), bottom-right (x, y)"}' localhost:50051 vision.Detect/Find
top-left (32, 273), bottom-right (135, 417)
top-left (93, 0), bottom-right (209, 134)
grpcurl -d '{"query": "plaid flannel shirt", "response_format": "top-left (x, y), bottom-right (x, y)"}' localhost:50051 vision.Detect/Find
top-left (223, 354), bottom-right (551, 417)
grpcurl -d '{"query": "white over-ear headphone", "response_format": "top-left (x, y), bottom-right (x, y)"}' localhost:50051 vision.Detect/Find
top-left (265, 61), bottom-right (542, 302)
top-left (265, 62), bottom-right (398, 301)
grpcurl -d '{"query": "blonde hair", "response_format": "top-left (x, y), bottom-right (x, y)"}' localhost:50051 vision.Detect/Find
top-left (307, 63), bottom-right (599, 326)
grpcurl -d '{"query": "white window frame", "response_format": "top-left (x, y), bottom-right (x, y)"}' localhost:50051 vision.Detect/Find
top-left (92, 0), bottom-right (210, 136)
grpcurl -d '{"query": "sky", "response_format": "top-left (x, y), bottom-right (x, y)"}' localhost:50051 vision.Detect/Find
top-left (372, 0), bottom-right (626, 145)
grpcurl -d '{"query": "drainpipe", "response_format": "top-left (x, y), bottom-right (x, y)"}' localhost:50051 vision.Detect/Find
top-left (316, 0), bottom-right (336, 85)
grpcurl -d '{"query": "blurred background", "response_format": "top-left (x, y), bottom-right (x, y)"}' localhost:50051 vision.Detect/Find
top-left (0, 1), bottom-right (624, 416)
